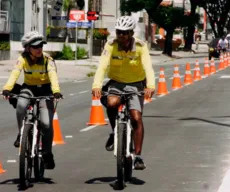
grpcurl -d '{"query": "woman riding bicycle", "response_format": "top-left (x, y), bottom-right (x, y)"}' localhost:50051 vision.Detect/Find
top-left (2, 31), bottom-right (63, 170)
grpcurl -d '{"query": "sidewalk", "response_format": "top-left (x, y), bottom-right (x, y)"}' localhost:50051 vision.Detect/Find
top-left (0, 44), bottom-right (208, 83)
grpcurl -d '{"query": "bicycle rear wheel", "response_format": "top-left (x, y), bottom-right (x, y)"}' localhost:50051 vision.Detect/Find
top-left (34, 130), bottom-right (45, 181)
top-left (117, 123), bottom-right (126, 189)
top-left (19, 124), bottom-right (33, 188)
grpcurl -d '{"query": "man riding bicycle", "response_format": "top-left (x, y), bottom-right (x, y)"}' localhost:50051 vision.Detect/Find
top-left (2, 31), bottom-right (63, 170)
top-left (217, 35), bottom-right (228, 53)
top-left (92, 16), bottom-right (155, 170)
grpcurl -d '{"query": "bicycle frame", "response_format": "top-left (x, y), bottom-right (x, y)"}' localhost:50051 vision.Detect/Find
top-left (114, 103), bottom-right (133, 159)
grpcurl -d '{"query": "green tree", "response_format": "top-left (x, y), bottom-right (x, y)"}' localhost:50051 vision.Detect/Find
top-left (151, 5), bottom-right (199, 56)
top-left (120, 0), bottom-right (163, 16)
top-left (193, 0), bottom-right (230, 37)
top-left (183, 0), bottom-right (199, 50)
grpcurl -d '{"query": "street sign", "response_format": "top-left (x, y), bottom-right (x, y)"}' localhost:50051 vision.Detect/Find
top-left (51, 16), bottom-right (67, 20)
top-left (69, 10), bottom-right (85, 22)
top-left (67, 22), bottom-right (93, 28)
top-left (87, 11), bottom-right (99, 21)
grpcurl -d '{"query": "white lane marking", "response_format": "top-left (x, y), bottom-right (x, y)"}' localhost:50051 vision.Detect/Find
top-left (80, 125), bottom-right (98, 132)
top-left (70, 93), bottom-right (75, 96)
top-left (220, 75), bottom-right (230, 78)
top-left (74, 80), bottom-right (86, 83)
top-left (65, 135), bottom-right (73, 138)
top-left (218, 168), bottom-right (230, 192)
top-left (79, 90), bottom-right (89, 94)
top-left (7, 160), bottom-right (17, 163)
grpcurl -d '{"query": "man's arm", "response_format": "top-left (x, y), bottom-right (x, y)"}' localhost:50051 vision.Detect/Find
top-left (92, 43), bottom-right (113, 89)
top-left (141, 44), bottom-right (156, 89)
top-left (3, 58), bottom-right (24, 91)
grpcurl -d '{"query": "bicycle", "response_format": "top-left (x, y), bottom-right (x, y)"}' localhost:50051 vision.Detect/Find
top-left (7, 94), bottom-right (59, 189)
top-left (103, 90), bottom-right (144, 190)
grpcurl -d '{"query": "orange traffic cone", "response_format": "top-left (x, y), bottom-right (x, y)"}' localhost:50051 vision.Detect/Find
top-left (172, 64), bottom-right (182, 90)
top-left (203, 58), bottom-right (210, 76)
top-left (224, 54), bottom-right (228, 68)
top-left (210, 57), bottom-right (216, 74)
top-left (0, 160), bottom-right (6, 174)
top-left (193, 60), bottom-right (202, 81)
top-left (53, 111), bottom-right (65, 145)
top-left (156, 68), bottom-right (168, 95)
top-left (228, 53), bottom-right (230, 66)
top-left (218, 54), bottom-right (225, 70)
top-left (87, 96), bottom-right (107, 125)
top-left (144, 96), bottom-right (152, 104)
top-left (184, 63), bottom-right (193, 85)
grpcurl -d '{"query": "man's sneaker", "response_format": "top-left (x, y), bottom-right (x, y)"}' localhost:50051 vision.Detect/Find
top-left (134, 156), bottom-right (146, 170)
top-left (105, 133), bottom-right (114, 151)
top-left (14, 133), bottom-right (20, 148)
top-left (43, 153), bottom-right (55, 170)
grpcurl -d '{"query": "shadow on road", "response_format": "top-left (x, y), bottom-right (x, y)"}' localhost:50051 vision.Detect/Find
top-left (0, 177), bottom-right (55, 191)
top-left (143, 115), bottom-right (174, 118)
top-left (85, 176), bottom-right (145, 190)
top-left (178, 117), bottom-right (230, 127)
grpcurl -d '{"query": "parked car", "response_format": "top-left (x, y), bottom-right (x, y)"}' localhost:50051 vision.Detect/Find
top-left (208, 38), bottom-right (220, 60)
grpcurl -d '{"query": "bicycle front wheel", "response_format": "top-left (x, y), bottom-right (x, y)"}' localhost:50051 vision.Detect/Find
top-left (117, 123), bottom-right (126, 189)
top-left (19, 124), bottom-right (33, 188)
top-left (34, 130), bottom-right (45, 181)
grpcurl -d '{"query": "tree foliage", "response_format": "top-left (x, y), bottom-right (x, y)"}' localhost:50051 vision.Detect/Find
top-left (192, 0), bottom-right (230, 37)
top-left (120, 0), bottom-right (163, 15)
top-left (151, 5), bottom-right (199, 56)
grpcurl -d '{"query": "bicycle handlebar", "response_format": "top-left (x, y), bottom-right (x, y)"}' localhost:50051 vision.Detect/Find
top-left (0, 93), bottom-right (57, 100)
top-left (102, 90), bottom-right (145, 97)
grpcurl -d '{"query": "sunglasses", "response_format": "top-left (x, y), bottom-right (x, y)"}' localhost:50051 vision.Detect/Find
top-left (116, 30), bottom-right (130, 35)
top-left (30, 44), bottom-right (43, 49)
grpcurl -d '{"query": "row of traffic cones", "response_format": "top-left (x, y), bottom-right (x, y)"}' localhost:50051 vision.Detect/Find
top-left (156, 55), bottom-right (229, 96)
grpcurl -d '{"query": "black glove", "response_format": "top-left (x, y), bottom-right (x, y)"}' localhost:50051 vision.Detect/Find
top-left (2, 90), bottom-right (10, 97)
top-left (53, 92), bottom-right (63, 99)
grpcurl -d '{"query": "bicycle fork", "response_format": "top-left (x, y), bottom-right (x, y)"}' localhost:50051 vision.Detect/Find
top-left (18, 120), bottom-right (38, 159)
top-left (114, 119), bottom-right (133, 159)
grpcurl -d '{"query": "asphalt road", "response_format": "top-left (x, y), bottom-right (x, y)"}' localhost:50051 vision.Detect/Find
top-left (0, 56), bottom-right (230, 192)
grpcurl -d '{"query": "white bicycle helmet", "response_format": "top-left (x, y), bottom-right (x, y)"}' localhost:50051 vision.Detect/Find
top-left (115, 16), bottom-right (136, 31)
top-left (21, 31), bottom-right (46, 48)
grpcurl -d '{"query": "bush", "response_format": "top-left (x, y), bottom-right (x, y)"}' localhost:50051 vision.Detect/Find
top-left (77, 47), bottom-right (88, 59)
top-left (62, 44), bottom-right (74, 60)
top-left (52, 44), bottom-right (88, 60)
top-left (0, 42), bottom-right (10, 50)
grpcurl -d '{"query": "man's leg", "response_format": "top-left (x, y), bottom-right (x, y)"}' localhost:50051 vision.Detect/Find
top-left (105, 95), bottom-right (120, 151)
top-left (130, 109), bottom-right (146, 170)
top-left (39, 99), bottom-right (55, 169)
top-left (129, 109), bottom-right (144, 156)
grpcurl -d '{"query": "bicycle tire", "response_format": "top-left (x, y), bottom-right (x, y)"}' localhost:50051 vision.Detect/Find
top-left (124, 130), bottom-right (133, 182)
top-left (117, 123), bottom-right (126, 189)
top-left (19, 124), bottom-right (33, 188)
top-left (34, 130), bottom-right (45, 181)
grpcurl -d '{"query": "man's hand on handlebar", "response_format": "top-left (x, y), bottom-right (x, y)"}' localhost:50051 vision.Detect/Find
top-left (144, 88), bottom-right (155, 99)
top-left (92, 88), bottom-right (101, 98)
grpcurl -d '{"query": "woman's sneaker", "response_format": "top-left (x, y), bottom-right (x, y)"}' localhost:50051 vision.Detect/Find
top-left (14, 133), bottom-right (20, 148)
top-left (134, 156), bottom-right (146, 170)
